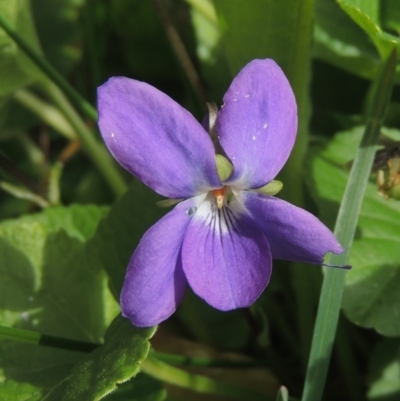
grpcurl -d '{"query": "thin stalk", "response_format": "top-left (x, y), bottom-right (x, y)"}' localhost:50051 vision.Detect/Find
top-left (151, 0), bottom-right (207, 106)
top-left (301, 48), bottom-right (397, 401)
top-left (0, 11), bottom-right (127, 196)
top-left (0, 324), bottom-right (267, 369)
top-left (14, 89), bottom-right (76, 140)
top-left (141, 356), bottom-right (271, 401)
top-left (0, 325), bottom-right (100, 353)
top-left (0, 11), bottom-right (97, 122)
top-left (0, 181), bottom-right (49, 208)
top-left (149, 350), bottom-right (268, 368)
top-left (42, 81), bottom-right (127, 196)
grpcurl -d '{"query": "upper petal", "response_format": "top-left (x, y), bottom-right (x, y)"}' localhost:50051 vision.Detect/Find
top-left (181, 196), bottom-right (272, 310)
top-left (216, 59), bottom-right (297, 189)
top-left (242, 191), bottom-right (343, 264)
top-left (120, 198), bottom-right (202, 327)
top-left (98, 77), bottom-right (221, 198)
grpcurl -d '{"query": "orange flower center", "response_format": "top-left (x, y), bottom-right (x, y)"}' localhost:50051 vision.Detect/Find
top-left (212, 187), bottom-right (227, 209)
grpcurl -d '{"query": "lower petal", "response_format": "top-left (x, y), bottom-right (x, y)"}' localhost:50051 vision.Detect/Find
top-left (120, 198), bottom-right (200, 327)
top-left (181, 198), bottom-right (272, 310)
top-left (242, 191), bottom-right (343, 264)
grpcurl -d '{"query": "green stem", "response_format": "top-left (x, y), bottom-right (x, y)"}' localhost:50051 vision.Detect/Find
top-left (0, 181), bottom-right (49, 208)
top-left (0, 324), bottom-right (267, 369)
top-left (301, 48), bottom-right (397, 401)
top-left (0, 11), bottom-right (98, 122)
top-left (42, 81), bottom-right (127, 196)
top-left (149, 350), bottom-right (268, 368)
top-left (14, 89), bottom-right (76, 140)
top-left (0, 11), bottom-right (127, 196)
top-left (0, 325), bottom-right (100, 353)
top-left (141, 356), bottom-right (271, 401)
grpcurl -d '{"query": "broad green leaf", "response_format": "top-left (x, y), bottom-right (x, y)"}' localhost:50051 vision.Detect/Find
top-left (336, 0), bottom-right (400, 58)
top-left (0, 0), bottom-right (43, 96)
top-left (106, 373), bottom-right (166, 401)
top-left (0, 205), bottom-right (119, 399)
top-left (88, 181), bottom-right (164, 299)
top-left (59, 315), bottom-right (157, 401)
top-left (314, 0), bottom-right (380, 80)
top-left (306, 126), bottom-right (400, 336)
top-left (10, 203), bottom-right (110, 241)
top-left (0, 350), bottom-right (79, 401)
top-left (212, 0), bottom-right (297, 76)
top-left (367, 339), bottom-right (400, 401)
top-left (382, 0), bottom-right (400, 36)
top-left (0, 204), bottom-right (114, 335)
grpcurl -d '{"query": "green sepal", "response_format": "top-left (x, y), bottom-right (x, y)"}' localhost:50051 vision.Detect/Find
top-left (156, 198), bottom-right (184, 208)
top-left (215, 154), bottom-right (233, 182)
top-left (255, 180), bottom-right (283, 196)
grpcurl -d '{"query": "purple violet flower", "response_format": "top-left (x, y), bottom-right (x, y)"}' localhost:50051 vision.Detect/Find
top-left (98, 59), bottom-right (344, 327)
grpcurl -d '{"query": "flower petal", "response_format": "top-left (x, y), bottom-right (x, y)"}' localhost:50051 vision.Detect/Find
top-left (242, 191), bottom-right (344, 264)
top-left (216, 59), bottom-right (297, 189)
top-left (98, 77), bottom-right (221, 198)
top-left (181, 197), bottom-right (272, 310)
top-left (120, 198), bottom-right (202, 327)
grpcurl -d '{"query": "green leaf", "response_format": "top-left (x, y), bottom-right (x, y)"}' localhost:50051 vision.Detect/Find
top-left (314, 0), bottom-right (380, 80)
top-left (367, 339), bottom-right (400, 401)
top-left (106, 373), bottom-right (166, 401)
top-left (0, 0), bottom-right (43, 96)
top-left (306, 126), bottom-right (400, 336)
top-left (212, 0), bottom-right (298, 75)
top-left (0, 204), bottom-right (119, 399)
top-left (59, 315), bottom-right (157, 401)
top-left (15, 203), bottom-right (110, 241)
top-left (336, 0), bottom-right (400, 57)
top-left (382, 0), bottom-right (400, 36)
top-left (88, 181), bottom-right (164, 298)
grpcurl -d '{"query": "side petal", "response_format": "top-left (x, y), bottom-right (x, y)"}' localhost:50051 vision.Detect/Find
top-left (120, 198), bottom-right (201, 327)
top-left (216, 59), bottom-right (297, 189)
top-left (98, 77), bottom-right (221, 198)
top-left (181, 198), bottom-right (272, 310)
top-left (242, 191), bottom-right (343, 264)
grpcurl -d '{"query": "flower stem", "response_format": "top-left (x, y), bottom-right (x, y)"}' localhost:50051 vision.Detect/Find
top-left (141, 356), bottom-right (271, 401)
top-left (41, 81), bottom-right (127, 197)
top-left (301, 48), bottom-right (397, 401)
top-left (0, 324), bottom-right (100, 353)
top-left (0, 11), bottom-right (98, 122)
top-left (0, 323), bottom-right (269, 370)
top-left (149, 350), bottom-right (269, 368)
top-left (13, 89), bottom-right (76, 140)
top-left (0, 11), bottom-right (127, 196)
top-left (151, 0), bottom-right (207, 106)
